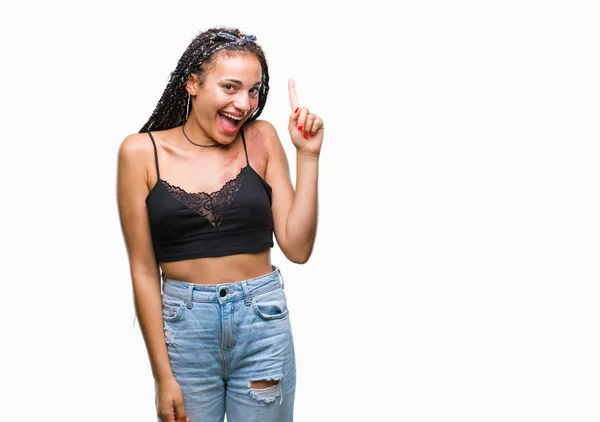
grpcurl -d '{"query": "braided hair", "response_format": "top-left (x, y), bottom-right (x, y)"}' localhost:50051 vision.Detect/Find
top-left (139, 27), bottom-right (270, 133)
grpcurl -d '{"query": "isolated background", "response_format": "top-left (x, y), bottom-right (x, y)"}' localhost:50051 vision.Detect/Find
top-left (1, 0), bottom-right (599, 420)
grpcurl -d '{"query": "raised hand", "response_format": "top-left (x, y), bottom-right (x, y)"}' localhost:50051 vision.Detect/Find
top-left (288, 78), bottom-right (324, 156)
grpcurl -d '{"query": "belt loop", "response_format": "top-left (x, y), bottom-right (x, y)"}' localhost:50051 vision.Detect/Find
top-left (186, 284), bottom-right (194, 309)
top-left (278, 267), bottom-right (285, 289)
top-left (242, 281), bottom-right (251, 306)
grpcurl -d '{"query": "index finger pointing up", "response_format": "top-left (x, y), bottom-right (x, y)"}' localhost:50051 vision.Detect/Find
top-left (288, 78), bottom-right (299, 111)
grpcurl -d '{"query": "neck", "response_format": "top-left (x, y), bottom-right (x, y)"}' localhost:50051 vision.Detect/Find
top-left (182, 121), bottom-right (221, 148)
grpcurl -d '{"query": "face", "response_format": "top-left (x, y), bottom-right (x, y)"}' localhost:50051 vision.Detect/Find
top-left (187, 52), bottom-right (262, 145)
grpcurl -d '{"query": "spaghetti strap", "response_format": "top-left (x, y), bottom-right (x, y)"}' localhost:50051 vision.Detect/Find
top-left (147, 132), bottom-right (160, 180)
top-left (240, 128), bottom-right (249, 166)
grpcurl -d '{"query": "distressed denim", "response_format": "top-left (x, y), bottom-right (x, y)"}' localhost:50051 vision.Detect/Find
top-left (158, 266), bottom-right (296, 422)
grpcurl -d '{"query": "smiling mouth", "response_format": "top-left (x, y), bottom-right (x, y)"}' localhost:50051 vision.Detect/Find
top-left (220, 111), bottom-right (244, 121)
top-left (218, 112), bottom-right (243, 132)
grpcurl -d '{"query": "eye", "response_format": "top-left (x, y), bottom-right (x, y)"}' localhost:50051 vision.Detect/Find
top-left (250, 87), bottom-right (260, 97)
top-left (223, 84), bottom-right (236, 92)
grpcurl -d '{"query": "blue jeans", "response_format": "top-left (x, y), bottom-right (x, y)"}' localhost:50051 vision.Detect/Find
top-left (158, 266), bottom-right (296, 422)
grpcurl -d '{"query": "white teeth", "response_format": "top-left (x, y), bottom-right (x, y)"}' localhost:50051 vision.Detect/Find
top-left (220, 112), bottom-right (242, 121)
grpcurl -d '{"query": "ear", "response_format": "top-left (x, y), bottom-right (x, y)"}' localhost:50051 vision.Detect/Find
top-left (185, 74), bottom-right (200, 96)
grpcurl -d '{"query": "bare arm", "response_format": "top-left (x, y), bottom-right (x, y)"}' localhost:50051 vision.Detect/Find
top-left (264, 79), bottom-right (324, 264)
top-left (263, 121), bottom-right (319, 264)
top-left (117, 134), bottom-right (174, 382)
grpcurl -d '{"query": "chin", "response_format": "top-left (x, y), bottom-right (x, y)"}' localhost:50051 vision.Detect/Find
top-left (214, 132), bottom-right (238, 146)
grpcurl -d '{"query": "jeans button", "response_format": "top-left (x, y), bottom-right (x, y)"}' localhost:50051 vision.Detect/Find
top-left (219, 288), bottom-right (227, 297)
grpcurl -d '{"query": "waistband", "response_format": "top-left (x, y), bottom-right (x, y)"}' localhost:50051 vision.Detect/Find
top-left (162, 265), bottom-right (284, 309)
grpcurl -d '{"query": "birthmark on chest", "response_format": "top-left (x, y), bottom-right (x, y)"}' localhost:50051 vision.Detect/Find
top-left (224, 151), bottom-right (240, 167)
top-left (219, 165), bottom-right (246, 185)
top-left (220, 150), bottom-right (242, 184)
top-left (219, 170), bottom-right (235, 185)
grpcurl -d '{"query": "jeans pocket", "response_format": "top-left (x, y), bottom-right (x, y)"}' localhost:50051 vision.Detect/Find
top-left (251, 287), bottom-right (289, 321)
top-left (162, 295), bottom-right (185, 322)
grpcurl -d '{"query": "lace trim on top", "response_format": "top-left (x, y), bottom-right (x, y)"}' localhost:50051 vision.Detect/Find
top-left (160, 166), bottom-right (249, 228)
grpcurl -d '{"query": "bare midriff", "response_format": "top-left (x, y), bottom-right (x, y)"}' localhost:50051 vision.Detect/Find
top-left (159, 249), bottom-right (272, 285)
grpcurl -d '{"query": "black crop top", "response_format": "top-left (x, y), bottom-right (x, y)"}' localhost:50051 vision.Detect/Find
top-left (145, 129), bottom-right (274, 262)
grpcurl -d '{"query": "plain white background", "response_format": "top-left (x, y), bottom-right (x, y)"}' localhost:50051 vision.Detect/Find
top-left (1, 0), bottom-right (599, 420)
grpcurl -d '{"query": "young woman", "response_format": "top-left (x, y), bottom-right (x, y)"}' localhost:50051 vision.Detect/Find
top-left (117, 27), bottom-right (323, 422)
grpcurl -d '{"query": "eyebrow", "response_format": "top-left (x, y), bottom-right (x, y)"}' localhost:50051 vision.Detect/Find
top-left (224, 78), bottom-right (262, 86)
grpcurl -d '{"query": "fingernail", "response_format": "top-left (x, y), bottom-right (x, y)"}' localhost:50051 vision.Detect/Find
top-left (294, 107), bottom-right (299, 113)
top-left (303, 133), bottom-right (308, 139)
top-left (298, 125), bottom-right (303, 131)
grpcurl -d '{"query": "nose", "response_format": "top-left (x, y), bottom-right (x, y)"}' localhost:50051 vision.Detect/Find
top-left (233, 93), bottom-right (252, 114)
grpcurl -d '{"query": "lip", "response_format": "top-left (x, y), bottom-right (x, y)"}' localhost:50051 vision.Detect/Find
top-left (218, 113), bottom-right (241, 134)
top-left (221, 111), bottom-right (246, 119)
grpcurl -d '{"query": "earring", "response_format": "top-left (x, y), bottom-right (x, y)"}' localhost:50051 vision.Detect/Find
top-left (186, 93), bottom-right (190, 121)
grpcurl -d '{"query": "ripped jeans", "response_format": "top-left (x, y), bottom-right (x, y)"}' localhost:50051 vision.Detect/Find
top-left (159, 266), bottom-right (296, 422)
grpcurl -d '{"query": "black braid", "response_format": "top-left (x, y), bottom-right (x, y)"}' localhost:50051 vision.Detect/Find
top-left (139, 27), bottom-right (270, 133)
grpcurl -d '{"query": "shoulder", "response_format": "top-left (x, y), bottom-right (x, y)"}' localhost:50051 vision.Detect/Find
top-left (117, 132), bottom-right (157, 182)
top-left (119, 132), bottom-right (154, 156)
top-left (244, 119), bottom-right (282, 148)
top-left (118, 132), bottom-right (155, 164)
